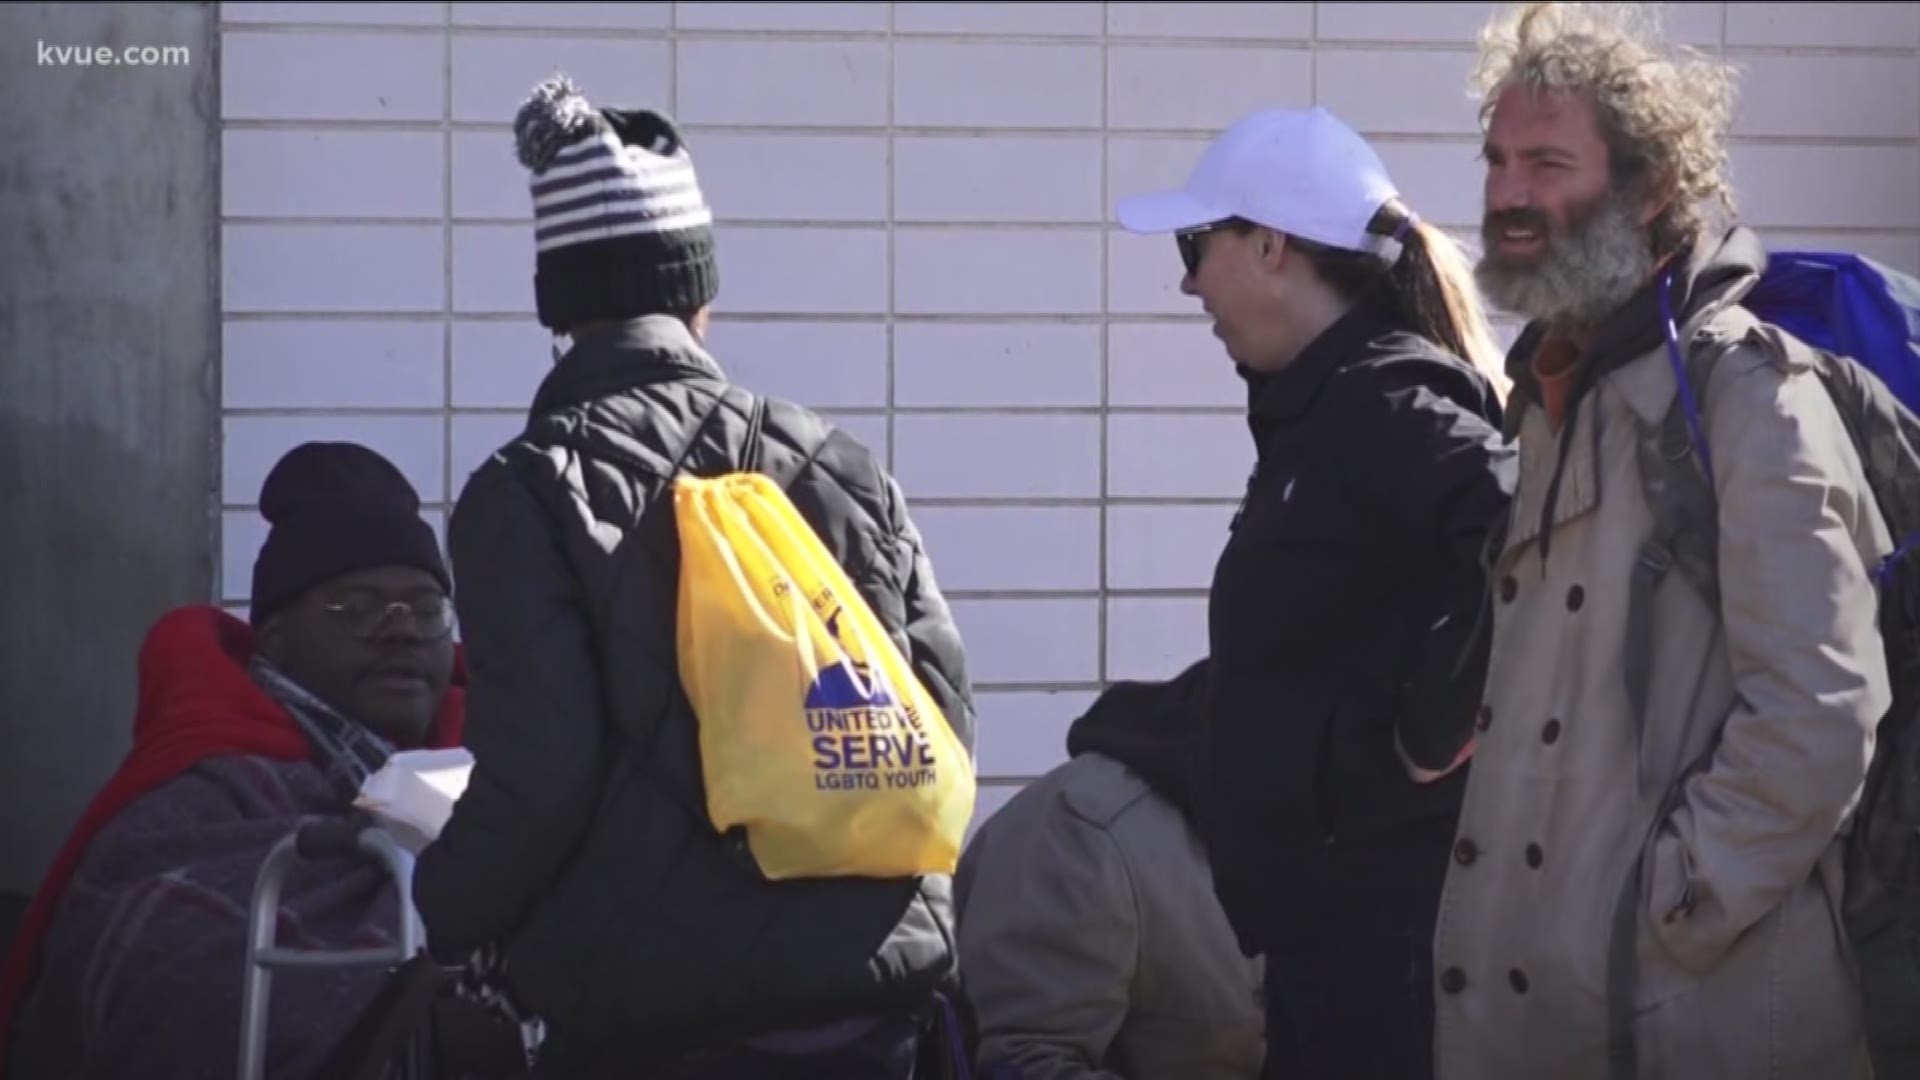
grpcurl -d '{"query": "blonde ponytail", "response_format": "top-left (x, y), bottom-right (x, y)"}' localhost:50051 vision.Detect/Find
top-left (1288, 207), bottom-right (1512, 404)
top-left (1397, 221), bottom-right (1511, 403)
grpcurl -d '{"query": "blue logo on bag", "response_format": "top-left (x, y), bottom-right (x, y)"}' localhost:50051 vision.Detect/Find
top-left (805, 657), bottom-right (938, 794)
top-left (805, 661), bottom-right (893, 710)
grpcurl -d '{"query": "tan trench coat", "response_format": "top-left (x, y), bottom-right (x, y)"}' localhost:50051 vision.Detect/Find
top-left (1432, 279), bottom-right (1893, 1079)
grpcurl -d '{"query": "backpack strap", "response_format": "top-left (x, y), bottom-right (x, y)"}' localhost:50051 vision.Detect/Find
top-left (1623, 342), bottom-right (1725, 756)
top-left (1607, 342), bottom-right (1722, 1080)
top-left (741, 394), bottom-right (768, 474)
top-left (1607, 286), bottom-right (1755, 1080)
top-left (1622, 295), bottom-right (1741, 760)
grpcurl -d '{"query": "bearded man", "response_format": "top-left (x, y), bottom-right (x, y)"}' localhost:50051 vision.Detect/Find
top-left (1430, 4), bottom-right (1893, 1078)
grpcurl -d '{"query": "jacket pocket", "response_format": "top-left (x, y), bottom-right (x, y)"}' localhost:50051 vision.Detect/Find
top-left (1561, 840), bottom-right (1700, 1016)
top-left (1623, 826), bottom-right (1711, 1015)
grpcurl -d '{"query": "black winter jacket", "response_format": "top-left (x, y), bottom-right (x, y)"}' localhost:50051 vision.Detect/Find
top-left (413, 316), bottom-right (976, 1072)
top-left (1195, 288), bottom-right (1517, 956)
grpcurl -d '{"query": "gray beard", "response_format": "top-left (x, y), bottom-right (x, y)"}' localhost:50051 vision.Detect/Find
top-left (1475, 191), bottom-right (1655, 334)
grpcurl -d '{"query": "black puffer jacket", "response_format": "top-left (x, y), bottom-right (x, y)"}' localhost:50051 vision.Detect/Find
top-left (413, 316), bottom-right (976, 1072)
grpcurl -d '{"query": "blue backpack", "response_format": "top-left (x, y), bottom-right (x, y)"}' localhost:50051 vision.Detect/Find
top-left (1609, 251), bottom-right (1920, 1078)
top-left (1746, 251), bottom-right (1920, 414)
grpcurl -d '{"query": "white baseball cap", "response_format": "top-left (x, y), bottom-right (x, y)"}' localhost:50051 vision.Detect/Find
top-left (1115, 107), bottom-right (1406, 253)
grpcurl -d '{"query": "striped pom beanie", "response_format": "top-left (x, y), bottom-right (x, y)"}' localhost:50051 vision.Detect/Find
top-left (513, 74), bottom-right (718, 332)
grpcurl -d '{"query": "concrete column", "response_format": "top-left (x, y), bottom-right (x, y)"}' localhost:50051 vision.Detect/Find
top-left (0, 2), bottom-right (218, 898)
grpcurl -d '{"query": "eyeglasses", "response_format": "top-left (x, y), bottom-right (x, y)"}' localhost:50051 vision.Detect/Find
top-left (1175, 219), bottom-right (1245, 277)
top-left (320, 592), bottom-right (456, 640)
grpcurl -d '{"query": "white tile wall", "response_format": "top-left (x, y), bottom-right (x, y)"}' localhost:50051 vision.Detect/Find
top-left (452, 131), bottom-right (532, 219)
top-left (1313, 3), bottom-right (1720, 48)
top-left (451, 3), bottom-right (672, 31)
top-left (895, 323), bottom-right (1103, 407)
top-left (949, 599), bottom-right (1102, 684)
top-left (1107, 229), bottom-right (1193, 314)
top-left (698, 135), bottom-right (891, 222)
top-left (895, 3), bottom-right (1105, 37)
top-left (896, 230), bottom-right (1104, 314)
top-left (914, 506), bottom-right (1103, 591)
top-left (224, 3), bottom-right (446, 26)
top-left (453, 37), bottom-right (671, 124)
top-left (1108, 322), bottom-right (1242, 406)
top-left (679, 41), bottom-right (889, 127)
top-left (1108, 414), bottom-right (1251, 499)
top-left (973, 690), bottom-right (1098, 777)
top-left (1733, 147), bottom-right (1920, 231)
top-left (676, 3), bottom-right (888, 32)
top-left (223, 131), bottom-right (446, 219)
top-left (894, 136), bottom-right (1104, 223)
top-left (1374, 142), bottom-right (1486, 228)
top-left (1106, 504), bottom-right (1237, 589)
top-left (1107, 45), bottom-right (1312, 130)
top-left (894, 415), bottom-right (1102, 498)
top-left (1106, 597), bottom-right (1209, 681)
top-left (1727, 2), bottom-right (1920, 49)
top-left (1316, 49), bottom-right (1481, 135)
top-left (223, 414), bottom-right (446, 504)
top-left (894, 42), bottom-right (1104, 128)
top-left (1106, 2), bottom-right (1311, 40)
top-left (716, 227), bottom-right (891, 314)
top-left (218, 1), bottom-right (1920, 801)
top-left (223, 225), bottom-right (446, 313)
top-left (451, 322), bottom-right (553, 409)
top-left (224, 321), bottom-right (445, 409)
top-left (452, 226), bottom-right (538, 314)
top-left (704, 321), bottom-right (891, 409)
top-left (1733, 56), bottom-right (1920, 140)
top-left (222, 31), bottom-right (444, 121)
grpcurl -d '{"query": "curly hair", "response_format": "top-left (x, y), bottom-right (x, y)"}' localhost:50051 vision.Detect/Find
top-left (1471, 2), bottom-right (1739, 256)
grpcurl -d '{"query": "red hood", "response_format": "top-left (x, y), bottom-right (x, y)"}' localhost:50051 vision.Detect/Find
top-left (130, 604), bottom-right (466, 753)
top-left (0, 605), bottom-right (466, 1068)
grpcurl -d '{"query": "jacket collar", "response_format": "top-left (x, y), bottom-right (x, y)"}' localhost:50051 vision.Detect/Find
top-left (1497, 224), bottom-right (1768, 569)
top-left (1245, 284), bottom-right (1410, 428)
top-left (531, 315), bottom-right (726, 418)
top-left (1606, 282), bottom-right (1764, 429)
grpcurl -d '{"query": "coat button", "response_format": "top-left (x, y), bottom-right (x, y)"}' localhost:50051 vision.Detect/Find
top-left (1454, 838), bottom-right (1479, 866)
top-left (1542, 719), bottom-right (1561, 744)
top-left (1477, 706), bottom-right (1493, 732)
top-left (1441, 967), bottom-right (1468, 994)
top-left (1526, 843), bottom-right (1545, 869)
top-left (1499, 576), bottom-right (1517, 602)
top-left (1566, 585), bottom-right (1586, 611)
top-left (1509, 969), bottom-right (1530, 994)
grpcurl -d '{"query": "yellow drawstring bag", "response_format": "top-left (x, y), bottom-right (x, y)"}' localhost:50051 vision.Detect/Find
top-left (673, 418), bottom-right (973, 881)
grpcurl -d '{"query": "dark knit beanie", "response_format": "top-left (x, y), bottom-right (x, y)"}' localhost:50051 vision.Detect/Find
top-left (514, 73), bottom-right (719, 332)
top-left (250, 442), bottom-right (452, 628)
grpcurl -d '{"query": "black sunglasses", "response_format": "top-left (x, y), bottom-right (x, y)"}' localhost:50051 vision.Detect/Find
top-left (1175, 219), bottom-right (1249, 276)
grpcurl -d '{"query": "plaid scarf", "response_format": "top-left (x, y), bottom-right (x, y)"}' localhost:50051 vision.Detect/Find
top-left (249, 657), bottom-right (548, 1067)
top-left (249, 656), bottom-right (396, 803)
